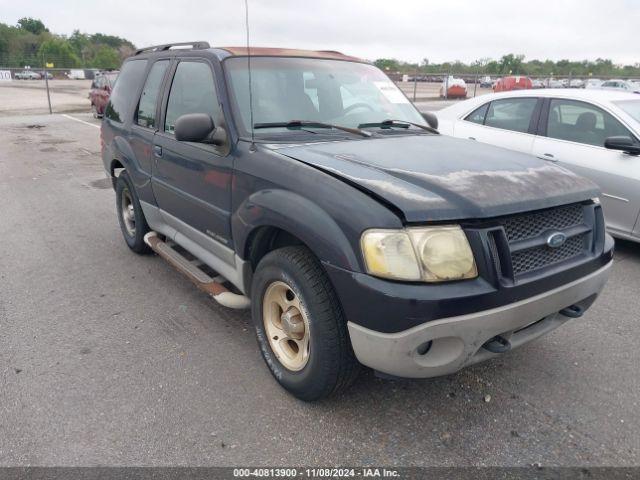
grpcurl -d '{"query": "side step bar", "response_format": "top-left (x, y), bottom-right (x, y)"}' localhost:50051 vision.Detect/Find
top-left (144, 232), bottom-right (250, 309)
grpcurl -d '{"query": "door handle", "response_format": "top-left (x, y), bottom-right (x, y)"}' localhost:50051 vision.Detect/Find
top-left (153, 145), bottom-right (162, 157)
top-left (538, 153), bottom-right (557, 162)
top-left (468, 136), bottom-right (476, 140)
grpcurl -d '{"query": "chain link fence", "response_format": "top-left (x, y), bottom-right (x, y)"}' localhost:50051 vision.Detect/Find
top-left (390, 71), bottom-right (640, 102)
top-left (0, 66), bottom-right (111, 116)
top-left (2, 61), bottom-right (639, 116)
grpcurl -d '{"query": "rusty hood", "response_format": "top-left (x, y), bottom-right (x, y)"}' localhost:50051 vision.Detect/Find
top-left (276, 134), bottom-right (599, 222)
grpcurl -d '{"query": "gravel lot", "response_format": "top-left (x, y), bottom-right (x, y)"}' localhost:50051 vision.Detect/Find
top-left (0, 112), bottom-right (638, 467)
top-left (0, 79), bottom-right (92, 116)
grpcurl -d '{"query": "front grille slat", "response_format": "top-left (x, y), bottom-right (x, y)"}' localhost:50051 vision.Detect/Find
top-left (503, 204), bottom-right (584, 243)
top-left (488, 203), bottom-right (592, 279)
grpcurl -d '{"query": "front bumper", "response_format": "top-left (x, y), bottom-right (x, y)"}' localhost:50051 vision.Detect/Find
top-left (346, 260), bottom-right (612, 378)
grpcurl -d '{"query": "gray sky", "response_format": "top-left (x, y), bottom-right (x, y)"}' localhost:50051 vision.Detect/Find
top-left (1, 0), bottom-right (638, 64)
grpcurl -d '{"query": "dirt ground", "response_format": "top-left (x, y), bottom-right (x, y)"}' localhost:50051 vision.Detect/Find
top-left (0, 79), bottom-right (92, 116)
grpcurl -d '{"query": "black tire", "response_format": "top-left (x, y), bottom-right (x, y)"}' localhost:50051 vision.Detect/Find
top-left (251, 246), bottom-right (360, 401)
top-left (115, 171), bottom-right (151, 254)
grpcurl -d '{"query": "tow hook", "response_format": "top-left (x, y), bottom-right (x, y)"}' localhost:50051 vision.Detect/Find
top-left (560, 304), bottom-right (585, 318)
top-left (482, 335), bottom-right (512, 354)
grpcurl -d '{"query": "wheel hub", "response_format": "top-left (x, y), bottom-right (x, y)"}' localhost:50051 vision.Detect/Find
top-left (280, 307), bottom-right (305, 340)
top-left (262, 281), bottom-right (310, 371)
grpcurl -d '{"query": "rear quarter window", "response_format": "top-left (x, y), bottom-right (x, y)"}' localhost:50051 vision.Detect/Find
top-left (105, 60), bottom-right (147, 123)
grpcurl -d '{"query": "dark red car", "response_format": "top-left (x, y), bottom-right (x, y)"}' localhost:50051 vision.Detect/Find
top-left (89, 71), bottom-right (119, 118)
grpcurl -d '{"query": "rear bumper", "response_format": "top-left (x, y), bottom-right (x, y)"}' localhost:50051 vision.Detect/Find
top-left (347, 260), bottom-right (612, 378)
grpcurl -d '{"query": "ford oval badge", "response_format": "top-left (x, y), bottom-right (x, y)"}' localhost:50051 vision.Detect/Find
top-left (547, 232), bottom-right (567, 248)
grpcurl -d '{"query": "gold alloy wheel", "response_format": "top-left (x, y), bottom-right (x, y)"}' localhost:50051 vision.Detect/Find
top-left (262, 281), bottom-right (310, 371)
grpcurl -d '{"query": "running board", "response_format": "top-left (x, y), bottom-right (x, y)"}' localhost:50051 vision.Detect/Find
top-left (144, 232), bottom-right (250, 309)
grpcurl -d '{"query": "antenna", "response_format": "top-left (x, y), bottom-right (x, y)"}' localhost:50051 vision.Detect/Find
top-left (245, 0), bottom-right (256, 150)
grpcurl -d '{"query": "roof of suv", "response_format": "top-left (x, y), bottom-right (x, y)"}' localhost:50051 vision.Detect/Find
top-left (216, 47), bottom-right (365, 62)
top-left (133, 41), bottom-right (366, 63)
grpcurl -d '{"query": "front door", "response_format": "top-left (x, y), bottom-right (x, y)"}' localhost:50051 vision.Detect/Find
top-left (454, 97), bottom-right (541, 155)
top-left (152, 59), bottom-right (234, 249)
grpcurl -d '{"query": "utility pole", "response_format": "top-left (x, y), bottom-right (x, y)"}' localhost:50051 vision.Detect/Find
top-left (43, 53), bottom-right (52, 114)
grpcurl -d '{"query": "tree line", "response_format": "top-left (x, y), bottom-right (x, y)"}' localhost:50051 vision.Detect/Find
top-left (375, 54), bottom-right (640, 77)
top-left (0, 17), bottom-right (136, 69)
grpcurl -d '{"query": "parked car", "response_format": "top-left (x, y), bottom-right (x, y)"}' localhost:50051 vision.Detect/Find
top-left (102, 42), bottom-right (612, 400)
top-left (436, 89), bottom-right (640, 242)
top-left (493, 75), bottom-right (533, 92)
top-left (89, 71), bottom-right (119, 118)
top-left (14, 70), bottom-right (41, 80)
top-left (531, 79), bottom-right (545, 89)
top-left (569, 79), bottom-right (584, 88)
top-left (479, 76), bottom-right (493, 88)
top-left (440, 76), bottom-right (467, 98)
top-left (546, 78), bottom-right (565, 88)
top-left (597, 79), bottom-right (640, 94)
top-left (67, 69), bottom-right (86, 80)
top-left (584, 79), bottom-right (603, 89)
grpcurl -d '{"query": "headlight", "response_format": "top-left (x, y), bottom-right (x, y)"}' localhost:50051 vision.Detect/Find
top-left (361, 226), bottom-right (477, 282)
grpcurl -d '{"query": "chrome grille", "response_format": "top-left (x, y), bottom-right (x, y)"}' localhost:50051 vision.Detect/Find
top-left (503, 204), bottom-right (584, 242)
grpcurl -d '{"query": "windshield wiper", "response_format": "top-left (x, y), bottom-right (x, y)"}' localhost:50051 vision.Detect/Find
top-left (254, 120), bottom-right (372, 138)
top-left (358, 119), bottom-right (439, 134)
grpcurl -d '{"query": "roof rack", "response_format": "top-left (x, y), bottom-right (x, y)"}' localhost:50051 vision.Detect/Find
top-left (135, 41), bottom-right (211, 55)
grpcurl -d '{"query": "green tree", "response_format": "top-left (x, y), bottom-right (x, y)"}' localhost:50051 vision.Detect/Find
top-left (374, 58), bottom-right (401, 72)
top-left (17, 17), bottom-right (48, 35)
top-left (499, 54), bottom-right (526, 74)
top-left (38, 38), bottom-right (80, 67)
top-left (92, 46), bottom-right (120, 69)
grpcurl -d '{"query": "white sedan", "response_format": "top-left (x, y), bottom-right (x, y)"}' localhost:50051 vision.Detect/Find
top-left (435, 89), bottom-right (640, 242)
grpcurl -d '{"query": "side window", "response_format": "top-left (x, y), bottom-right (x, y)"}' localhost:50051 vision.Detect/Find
top-left (464, 103), bottom-right (489, 124)
top-left (164, 61), bottom-right (221, 134)
top-left (136, 60), bottom-right (169, 129)
top-left (484, 98), bottom-right (538, 133)
top-left (546, 99), bottom-right (631, 147)
top-left (105, 60), bottom-right (147, 123)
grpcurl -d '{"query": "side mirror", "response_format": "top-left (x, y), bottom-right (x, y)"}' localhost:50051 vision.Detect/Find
top-left (175, 113), bottom-right (215, 142)
top-left (421, 111), bottom-right (438, 130)
top-left (604, 136), bottom-right (640, 155)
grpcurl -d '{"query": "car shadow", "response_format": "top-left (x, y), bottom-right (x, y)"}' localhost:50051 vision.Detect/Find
top-left (613, 237), bottom-right (639, 261)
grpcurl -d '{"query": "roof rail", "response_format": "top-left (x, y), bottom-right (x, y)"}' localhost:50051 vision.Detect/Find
top-left (135, 41), bottom-right (211, 55)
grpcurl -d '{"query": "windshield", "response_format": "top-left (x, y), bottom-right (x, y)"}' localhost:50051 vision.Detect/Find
top-left (224, 56), bottom-right (426, 137)
top-left (614, 100), bottom-right (640, 123)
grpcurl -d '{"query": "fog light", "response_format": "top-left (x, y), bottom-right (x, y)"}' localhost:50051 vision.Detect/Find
top-left (416, 341), bottom-right (433, 356)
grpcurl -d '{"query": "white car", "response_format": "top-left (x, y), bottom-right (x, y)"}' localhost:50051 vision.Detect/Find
top-left (435, 89), bottom-right (640, 242)
top-left (545, 78), bottom-right (564, 88)
top-left (597, 79), bottom-right (640, 94)
top-left (584, 79), bottom-right (603, 89)
top-left (67, 69), bottom-right (86, 80)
